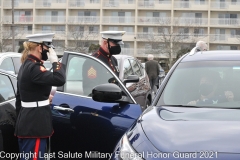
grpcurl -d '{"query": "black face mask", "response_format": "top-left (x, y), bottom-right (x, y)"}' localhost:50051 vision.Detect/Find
top-left (199, 83), bottom-right (214, 96)
top-left (41, 45), bottom-right (49, 61)
top-left (107, 41), bottom-right (121, 55)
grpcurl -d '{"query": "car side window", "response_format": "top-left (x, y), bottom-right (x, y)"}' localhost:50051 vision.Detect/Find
top-left (64, 54), bottom-right (115, 97)
top-left (12, 57), bottom-right (21, 74)
top-left (0, 58), bottom-right (15, 73)
top-left (130, 59), bottom-right (142, 77)
top-left (123, 59), bottom-right (134, 79)
top-left (0, 74), bottom-right (15, 103)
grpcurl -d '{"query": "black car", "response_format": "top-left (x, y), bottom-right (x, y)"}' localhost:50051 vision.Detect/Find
top-left (114, 55), bottom-right (152, 109)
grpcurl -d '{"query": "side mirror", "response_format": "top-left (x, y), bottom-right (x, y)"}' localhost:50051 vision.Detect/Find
top-left (123, 75), bottom-right (139, 85)
top-left (92, 83), bottom-right (122, 102)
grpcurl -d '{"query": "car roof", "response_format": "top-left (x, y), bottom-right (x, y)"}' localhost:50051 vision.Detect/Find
top-left (182, 50), bottom-right (240, 62)
top-left (0, 52), bottom-right (22, 58)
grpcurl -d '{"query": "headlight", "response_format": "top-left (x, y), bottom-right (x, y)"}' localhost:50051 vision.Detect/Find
top-left (116, 134), bottom-right (143, 160)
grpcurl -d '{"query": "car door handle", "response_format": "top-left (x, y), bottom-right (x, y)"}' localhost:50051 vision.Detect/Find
top-left (53, 106), bottom-right (74, 112)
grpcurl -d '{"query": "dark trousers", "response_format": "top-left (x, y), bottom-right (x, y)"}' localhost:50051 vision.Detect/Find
top-left (149, 77), bottom-right (157, 93)
top-left (18, 138), bottom-right (47, 160)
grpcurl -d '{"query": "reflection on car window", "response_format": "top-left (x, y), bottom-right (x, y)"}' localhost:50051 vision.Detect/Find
top-left (123, 59), bottom-right (134, 79)
top-left (158, 61), bottom-right (240, 108)
top-left (65, 55), bottom-right (115, 97)
top-left (0, 74), bottom-right (15, 103)
top-left (0, 58), bottom-right (14, 73)
top-left (130, 59), bottom-right (142, 77)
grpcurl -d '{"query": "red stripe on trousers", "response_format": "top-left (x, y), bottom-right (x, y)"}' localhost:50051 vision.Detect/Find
top-left (34, 138), bottom-right (40, 160)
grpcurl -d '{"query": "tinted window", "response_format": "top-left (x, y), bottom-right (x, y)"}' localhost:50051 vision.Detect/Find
top-left (157, 61), bottom-right (240, 108)
top-left (65, 55), bottom-right (115, 97)
top-left (0, 58), bottom-right (15, 73)
top-left (0, 74), bottom-right (15, 103)
top-left (12, 57), bottom-right (21, 74)
top-left (123, 59), bottom-right (134, 79)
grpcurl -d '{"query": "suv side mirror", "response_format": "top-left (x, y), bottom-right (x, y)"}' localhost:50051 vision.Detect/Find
top-left (123, 75), bottom-right (139, 85)
top-left (92, 83), bottom-right (122, 102)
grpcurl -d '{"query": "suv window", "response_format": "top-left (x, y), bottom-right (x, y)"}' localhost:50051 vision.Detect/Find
top-left (123, 59), bottom-right (134, 79)
top-left (64, 55), bottom-right (115, 97)
top-left (0, 74), bottom-right (15, 103)
top-left (0, 58), bottom-right (14, 73)
top-left (158, 61), bottom-right (240, 108)
top-left (130, 59), bottom-right (142, 77)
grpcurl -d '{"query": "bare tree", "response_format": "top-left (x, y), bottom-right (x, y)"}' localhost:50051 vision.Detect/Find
top-left (66, 24), bottom-right (100, 54)
top-left (0, 24), bottom-right (25, 52)
top-left (138, 17), bottom-right (207, 68)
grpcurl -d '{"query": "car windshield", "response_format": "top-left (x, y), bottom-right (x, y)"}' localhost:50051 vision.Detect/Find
top-left (157, 61), bottom-right (240, 108)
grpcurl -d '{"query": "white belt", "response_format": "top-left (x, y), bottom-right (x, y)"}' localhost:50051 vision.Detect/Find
top-left (21, 100), bottom-right (49, 108)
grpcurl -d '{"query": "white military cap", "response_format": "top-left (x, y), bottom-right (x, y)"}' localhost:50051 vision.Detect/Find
top-left (100, 31), bottom-right (126, 44)
top-left (26, 33), bottom-right (55, 48)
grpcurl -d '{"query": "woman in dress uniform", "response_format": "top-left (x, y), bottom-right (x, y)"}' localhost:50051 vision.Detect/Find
top-left (14, 33), bottom-right (66, 160)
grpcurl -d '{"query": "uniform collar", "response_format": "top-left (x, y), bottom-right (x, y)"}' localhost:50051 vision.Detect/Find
top-left (28, 54), bottom-right (42, 63)
top-left (99, 47), bottom-right (111, 58)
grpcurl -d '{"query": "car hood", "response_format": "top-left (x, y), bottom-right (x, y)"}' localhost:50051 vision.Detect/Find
top-left (141, 106), bottom-right (240, 153)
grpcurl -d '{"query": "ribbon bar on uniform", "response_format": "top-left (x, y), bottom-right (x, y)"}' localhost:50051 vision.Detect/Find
top-left (21, 100), bottom-right (49, 107)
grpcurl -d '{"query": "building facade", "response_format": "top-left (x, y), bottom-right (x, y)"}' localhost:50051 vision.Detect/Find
top-left (1, 0), bottom-right (240, 65)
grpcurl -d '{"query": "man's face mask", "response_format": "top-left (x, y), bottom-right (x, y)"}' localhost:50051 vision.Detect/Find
top-left (41, 45), bottom-right (49, 61)
top-left (107, 41), bottom-right (121, 55)
top-left (109, 45), bottom-right (121, 55)
top-left (199, 83), bottom-right (214, 96)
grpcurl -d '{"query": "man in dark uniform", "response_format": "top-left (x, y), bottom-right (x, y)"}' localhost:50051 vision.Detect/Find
top-left (92, 31), bottom-right (126, 77)
top-left (14, 33), bottom-right (66, 160)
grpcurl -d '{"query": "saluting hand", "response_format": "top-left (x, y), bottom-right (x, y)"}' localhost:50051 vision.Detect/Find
top-left (47, 47), bottom-right (58, 63)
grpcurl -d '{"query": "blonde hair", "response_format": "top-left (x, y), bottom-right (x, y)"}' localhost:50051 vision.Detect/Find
top-left (21, 42), bottom-right (39, 63)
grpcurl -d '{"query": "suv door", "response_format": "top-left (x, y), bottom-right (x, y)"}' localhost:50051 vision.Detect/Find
top-left (51, 52), bottom-right (142, 154)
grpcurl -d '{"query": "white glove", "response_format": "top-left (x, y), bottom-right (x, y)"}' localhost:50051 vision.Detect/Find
top-left (47, 47), bottom-right (58, 63)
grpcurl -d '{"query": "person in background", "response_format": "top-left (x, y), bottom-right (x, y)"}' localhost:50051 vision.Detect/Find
top-left (145, 54), bottom-right (159, 95)
top-left (196, 40), bottom-right (208, 51)
top-left (91, 31), bottom-right (126, 77)
top-left (14, 33), bottom-right (66, 160)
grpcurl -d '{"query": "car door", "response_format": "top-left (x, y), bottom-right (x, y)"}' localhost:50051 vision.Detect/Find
top-left (51, 52), bottom-right (142, 153)
top-left (0, 72), bottom-right (18, 153)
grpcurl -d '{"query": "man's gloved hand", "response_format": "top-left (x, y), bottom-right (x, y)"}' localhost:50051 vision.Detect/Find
top-left (47, 47), bottom-right (58, 63)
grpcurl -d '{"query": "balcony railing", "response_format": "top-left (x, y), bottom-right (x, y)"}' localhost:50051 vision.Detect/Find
top-left (35, 16), bottom-right (66, 23)
top-left (67, 31), bottom-right (99, 39)
top-left (173, 18), bottom-right (208, 26)
top-left (68, 16), bottom-right (100, 24)
top-left (138, 0), bottom-right (155, 8)
top-left (3, 0), bottom-right (33, 8)
top-left (210, 34), bottom-right (240, 42)
top-left (102, 16), bottom-right (135, 24)
top-left (211, 2), bottom-right (228, 9)
top-left (68, 0), bottom-right (100, 7)
top-left (210, 18), bottom-right (240, 26)
top-left (174, 1), bottom-right (190, 8)
top-left (137, 49), bottom-right (169, 58)
top-left (3, 15), bottom-right (33, 24)
top-left (138, 17), bottom-right (171, 25)
top-left (120, 48), bottom-right (134, 56)
top-left (35, 0), bottom-right (66, 7)
top-left (103, 0), bottom-right (135, 7)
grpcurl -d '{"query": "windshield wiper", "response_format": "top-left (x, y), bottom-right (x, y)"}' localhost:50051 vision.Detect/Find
top-left (161, 104), bottom-right (201, 108)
